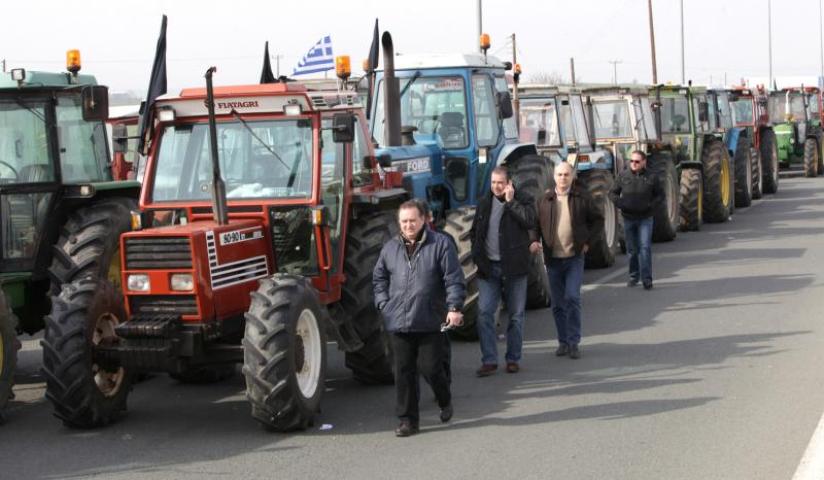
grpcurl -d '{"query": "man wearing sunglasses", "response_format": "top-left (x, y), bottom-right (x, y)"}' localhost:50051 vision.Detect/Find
top-left (609, 151), bottom-right (664, 290)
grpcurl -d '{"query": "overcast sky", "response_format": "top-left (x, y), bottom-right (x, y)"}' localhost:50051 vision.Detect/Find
top-left (2, 0), bottom-right (823, 95)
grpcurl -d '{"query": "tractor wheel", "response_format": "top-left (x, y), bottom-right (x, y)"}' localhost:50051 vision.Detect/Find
top-left (819, 136), bottom-right (824, 175)
top-left (50, 197), bottom-right (136, 294)
top-left (341, 210), bottom-right (397, 384)
top-left (42, 279), bottom-right (131, 428)
top-left (733, 136), bottom-right (753, 208)
top-left (578, 169), bottom-right (618, 269)
top-left (702, 140), bottom-right (733, 223)
top-left (760, 129), bottom-right (780, 194)
top-left (508, 154), bottom-right (552, 308)
top-left (679, 168), bottom-right (703, 231)
top-left (648, 152), bottom-right (679, 242)
top-left (169, 365), bottom-right (235, 384)
top-left (243, 275), bottom-right (326, 432)
top-left (0, 290), bottom-right (18, 422)
top-left (751, 145), bottom-right (764, 200)
top-left (803, 137), bottom-right (819, 178)
top-left (441, 207), bottom-right (480, 340)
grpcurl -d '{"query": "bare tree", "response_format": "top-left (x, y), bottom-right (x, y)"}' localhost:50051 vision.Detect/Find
top-left (524, 70), bottom-right (582, 85)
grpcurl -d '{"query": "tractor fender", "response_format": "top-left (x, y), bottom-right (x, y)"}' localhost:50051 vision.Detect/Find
top-left (496, 143), bottom-right (538, 167)
top-left (725, 127), bottom-right (745, 156)
top-left (575, 149), bottom-right (614, 173)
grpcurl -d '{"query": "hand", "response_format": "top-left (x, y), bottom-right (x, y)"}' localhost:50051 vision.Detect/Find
top-left (582, 243), bottom-right (589, 254)
top-left (529, 241), bottom-right (542, 254)
top-left (446, 311), bottom-right (464, 327)
top-left (504, 181), bottom-right (515, 202)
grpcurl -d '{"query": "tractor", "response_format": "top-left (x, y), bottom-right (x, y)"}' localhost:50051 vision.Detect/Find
top-left (516, 84), bottom-right (621, 268)
top-left (42, 67), bottom-right (409, 431)
top-left (652, 84), bottom-right (734, 233)
top-left (768, 86), bottom-right (824, 177)
top-left (723, 86), bottom-right (781, 203)
top-left (583, 84), bottom-right (679, 242)
top-left (367, 32), bottom-right (553, 339)
top-left (0, 53), bottom-right (139, 421)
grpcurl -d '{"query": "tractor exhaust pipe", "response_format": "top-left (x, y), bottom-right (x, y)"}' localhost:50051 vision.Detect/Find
top-left (381, 31), bottom-right (402, 147)
top-left (205, 67), bottom-right (229, 225)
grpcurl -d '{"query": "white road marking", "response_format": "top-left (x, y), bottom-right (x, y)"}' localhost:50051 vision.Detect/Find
top-left (582, 266), bottom-right (627, 292)
top-left (792, 410), bottom-right (824, 480)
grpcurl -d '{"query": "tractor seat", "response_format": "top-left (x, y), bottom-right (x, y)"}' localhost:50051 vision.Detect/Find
top-left (437, 112), bottom-right (466, 148)
top-left (18, 164), bottom-right (52, 183)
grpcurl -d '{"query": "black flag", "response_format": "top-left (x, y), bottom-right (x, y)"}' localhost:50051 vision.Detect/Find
top-left (366, 18), bottom-right (379, 119)
top-left (260, 41), bottom-right (276, 84)
top-left (137, 15), bottom-right (168, 155)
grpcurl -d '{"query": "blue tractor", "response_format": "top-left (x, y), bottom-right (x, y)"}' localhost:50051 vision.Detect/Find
top-left (368, 33), bottom-right (553, 337)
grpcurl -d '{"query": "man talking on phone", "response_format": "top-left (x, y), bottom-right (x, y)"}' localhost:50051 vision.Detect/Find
top-left (470, 166), bottom-right (537, 376)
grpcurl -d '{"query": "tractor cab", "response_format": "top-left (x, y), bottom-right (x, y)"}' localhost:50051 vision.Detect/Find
top-left (768, 86), bottom-right (824, 175)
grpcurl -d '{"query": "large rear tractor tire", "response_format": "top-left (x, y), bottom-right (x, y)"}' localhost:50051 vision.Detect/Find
top-left (0, 290), bottom-right (18, 422)
top-left (804, 137), bottom-right (820, 178)
top-left (50, 197), bottom-right (136, 293)
top-left (702, 140), bottom-right (733, 223)
top-left (508, 154), bottom-right (552, 308)
top-left (679, 168), bottom-right (703, 231)
top-left (341, 211), bottom-right (397, 384)
top-left (42, 280), bottom-right (132, 428)
top-left (648, 153), bottom-right (679, 242)
top-left (733, 136), bottom-right (753, 208)
top-left (751, 145), bottom-right (764, 200)
top-left (578, 169), bottom-right (618, 269)
top-left (760, 129), bottom-right (780, 194)
top-left (243, 275), bottom-right (326, 432)
top-left (441, 207), bottom-right (480, 339)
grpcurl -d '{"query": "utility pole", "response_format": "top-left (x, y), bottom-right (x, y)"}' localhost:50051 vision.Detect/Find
top-left (820, 0), bottom-right (823, 83)
top-left (648, 0), bottom-right (658, 84)
top-left (511, 33), bottom-right (520, 126)
top-left (273, 54), bottom-right (284, 77)
top-left (570, 57), bottom-right (576, 86)
top-left (1, 59), bottom-right (5, 73)
top-left (768, 0), bottom-right (773, 88)
top-left (609, 60), bottom-right (623, 85)
top-left (477, 0), bottom-right (483, 53)
top-left (680, 0), bottom-right (686, 84)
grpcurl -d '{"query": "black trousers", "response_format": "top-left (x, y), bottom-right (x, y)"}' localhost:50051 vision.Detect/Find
top-left (392, 332), bottom-right (451, 423)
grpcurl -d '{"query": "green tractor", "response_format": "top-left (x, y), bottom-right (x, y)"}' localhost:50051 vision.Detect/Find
top-left (768, 86), bottom-right (824, 177)
top-left (652, 84), bottom-right (735, 233)
top-left (0, 54), bottom-right (139, 421)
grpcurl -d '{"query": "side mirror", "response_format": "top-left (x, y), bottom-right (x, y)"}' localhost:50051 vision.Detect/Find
top-left (377, 153), bottom-right (392, 168)
top-left (332, 113), bottom-right (355, 143)
top-left (698, 102), bottom-right (709, 122)
top-left (496, 91), bottom-right (514, 119)
top-left (81, 85), bottom-right (109, 121)
top-left (112, 124), bottom-right (129, 154)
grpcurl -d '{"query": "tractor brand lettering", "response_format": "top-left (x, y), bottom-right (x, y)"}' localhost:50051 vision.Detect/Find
top-left (394, 157), bottom-right (431, 175)
top-left (219, 228), bottom-right (263, 246)
top-left (203, 100), bottom-right (260, 110)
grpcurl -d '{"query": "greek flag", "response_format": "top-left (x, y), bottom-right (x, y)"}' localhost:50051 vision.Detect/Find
top-left (292, 35), bottom-right (335, 76)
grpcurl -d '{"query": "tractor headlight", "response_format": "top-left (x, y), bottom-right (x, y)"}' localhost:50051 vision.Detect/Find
top-left (127, 274), bottom-right (150, 292)
top-left (170, 273), bottom-right (194, 291)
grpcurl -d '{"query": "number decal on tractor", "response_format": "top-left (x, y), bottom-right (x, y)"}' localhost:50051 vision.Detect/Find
top-left (219, 228), bottom-right (263, 246)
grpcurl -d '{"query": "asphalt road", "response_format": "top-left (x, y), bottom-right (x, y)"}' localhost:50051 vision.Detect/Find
top-left (2, 175), bottom-right (824, 480)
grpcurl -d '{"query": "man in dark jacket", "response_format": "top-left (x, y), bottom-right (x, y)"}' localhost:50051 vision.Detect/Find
top-left (608, 150), bottom-right (664, 290)
top-left (470, 166), bottom-right (536, 376)
top-left (373, 200), bottom-right (466, 437)
top-left (530, 162), bottom-right (603, 359)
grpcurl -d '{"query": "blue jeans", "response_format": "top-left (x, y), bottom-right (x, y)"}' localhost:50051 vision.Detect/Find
top-left (477, 262), bottom-right (528, 365)
top-left (623, 216), bottom-right (653, 284)
top-left (547, 254), bottom-right (584, 346)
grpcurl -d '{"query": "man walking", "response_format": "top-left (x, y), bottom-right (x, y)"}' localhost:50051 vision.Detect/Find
top-left (531, 162), bottom-right (603, 359)
top-left (471, 166), bottom-right (536, 376)
top-left (373, 200), bottom-right (466, 437)
top-left (609, 150), bottom-right (663, 290)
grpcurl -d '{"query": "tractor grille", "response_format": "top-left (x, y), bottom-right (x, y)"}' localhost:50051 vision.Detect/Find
top-left (130, 295), bottom-right (198, 316)
top-left (125, 237), bottom-right (192, 270)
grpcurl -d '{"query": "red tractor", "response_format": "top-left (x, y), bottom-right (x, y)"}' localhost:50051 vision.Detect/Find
top-left (727, 85), bottom-right (780, 198)
top-left (43, 68), bottom-right (407, 431)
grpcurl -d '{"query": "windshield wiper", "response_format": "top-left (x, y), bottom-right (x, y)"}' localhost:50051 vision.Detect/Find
top-left (14, 99), bottom-right (47, 123)
top-left (399, 71), bottom-right (422, 98)
top-left (229, 109), bottom-right (290, 170)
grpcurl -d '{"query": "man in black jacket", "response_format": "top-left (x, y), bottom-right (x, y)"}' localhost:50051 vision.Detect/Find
top-left (373, 200), bottom-right (466, 437)
top-left (609, 150), bottom-right (664, 290)
top-left (470, 166), bottom-right (536, 376)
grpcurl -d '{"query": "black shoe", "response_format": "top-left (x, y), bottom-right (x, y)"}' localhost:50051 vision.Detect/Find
top-left (627, 279), bottom-right (639, 287)
top-left (569, 344), bottom-right (581, 359)
top-left (395, 420), bottom-right (419, 437)
top-left (440, 404), bottom-right (453, 423)
top-left (555, 344), bottom-right (569, 356)
top-left (643, 281), bottom-right (653, 290)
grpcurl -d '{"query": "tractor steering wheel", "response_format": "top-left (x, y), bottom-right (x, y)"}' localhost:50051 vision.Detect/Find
top-left (0, 160), bottom-right (18, 181)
